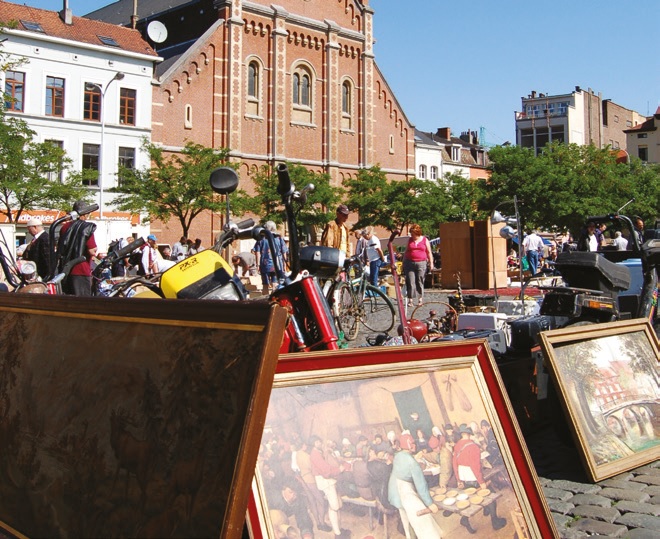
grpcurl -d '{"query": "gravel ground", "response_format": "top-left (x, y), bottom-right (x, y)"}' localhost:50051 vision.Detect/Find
top-left (344, 288), bottom-right (452, 348)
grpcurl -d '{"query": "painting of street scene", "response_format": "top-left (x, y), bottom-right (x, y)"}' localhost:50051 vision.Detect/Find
top-left (252, 359), bottom-right (542, 539)
top-left (543, 325), bottom-right (660, 480)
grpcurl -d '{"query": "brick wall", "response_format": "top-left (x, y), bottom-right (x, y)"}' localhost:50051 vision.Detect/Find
top-left (150, 0), bottom-right (413, 246)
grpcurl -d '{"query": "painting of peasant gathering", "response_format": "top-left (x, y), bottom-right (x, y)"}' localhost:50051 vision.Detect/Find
top-left (252, 365), bottom-right (537, 539)
top-left (545, 328), bottom-right (660, 479)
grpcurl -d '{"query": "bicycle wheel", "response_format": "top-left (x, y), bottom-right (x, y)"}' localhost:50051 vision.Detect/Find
top-left (360, 284), bottom-right (396, 333)
top-left (335, 281), bottom-right (361, 341)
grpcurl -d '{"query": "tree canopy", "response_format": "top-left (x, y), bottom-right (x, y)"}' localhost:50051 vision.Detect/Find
top-left (478, 142), bottom-right (660, 236)
top-left (239, 163), bottom-right (344, 238)
top-left (0, 113), bottom-right (87, 222)
top-left (342, 166), bottom-right (474, 237)
top-left (110, 140), bottom-right (242, 238)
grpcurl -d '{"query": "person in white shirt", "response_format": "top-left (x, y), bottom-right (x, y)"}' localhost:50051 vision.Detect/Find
top-left (577, 222), bottom-right (599, 253)
top-left (171, 236), bottom-right (187, 260)
top-left (522, 229), bottom-right (545, 275)
top-left (141, 234), bottom-right (162, 275)
top-left (361, 227), bottom-right (386, 286)
top-left (613, 231), bottom-right (628, 251)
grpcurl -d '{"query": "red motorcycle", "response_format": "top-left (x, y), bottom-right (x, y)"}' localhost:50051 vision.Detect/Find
top-left (254, 164), bottom-right (343, 353)
top-left (157, 164), bottom-right (344, 354)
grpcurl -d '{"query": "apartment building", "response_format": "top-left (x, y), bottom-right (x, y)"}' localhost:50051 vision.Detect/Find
top-left (515, 87), bottom-right (646, 155)
top-left (624, 106), bottom-right (660, 164)
top-left (0, 1), bottom-right (160, 246)
top-left (88, 0), bottom-right (415, 245)
top-left (415, 127), bottom-right (489, 182)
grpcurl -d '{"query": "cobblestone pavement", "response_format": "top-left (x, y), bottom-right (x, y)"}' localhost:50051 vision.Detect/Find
top-left (346, 289), bottom-right (660, 538)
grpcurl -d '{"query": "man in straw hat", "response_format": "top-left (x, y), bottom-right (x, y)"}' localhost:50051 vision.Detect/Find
top-left (23, 218), bottom-right (50, 280)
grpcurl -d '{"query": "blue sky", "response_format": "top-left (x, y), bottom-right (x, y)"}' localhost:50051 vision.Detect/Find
top-left (23, 0), bottom-right (660, 146)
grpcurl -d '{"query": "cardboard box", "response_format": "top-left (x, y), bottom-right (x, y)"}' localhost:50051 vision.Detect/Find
top-left (385, 284), bottom-right (397, 299)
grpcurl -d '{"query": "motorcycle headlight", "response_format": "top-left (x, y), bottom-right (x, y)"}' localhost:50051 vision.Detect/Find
top-left (200, 281), bottom-right (242, 301)
top-left (19, 260), bottom-right (38, 280)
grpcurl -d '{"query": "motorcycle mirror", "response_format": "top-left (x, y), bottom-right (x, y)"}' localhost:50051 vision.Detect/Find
top-left (252, 226), bottom-right (265, 241)
top-left (209, 167), bottom-right (239, 195)
top-left (499, 225), bottom-right (517, 239)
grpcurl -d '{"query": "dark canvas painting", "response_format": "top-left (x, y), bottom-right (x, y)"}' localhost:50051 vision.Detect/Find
top-left (0, 295), bottom-right (286, 539)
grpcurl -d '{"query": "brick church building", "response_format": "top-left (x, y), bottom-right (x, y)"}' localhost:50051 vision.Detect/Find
top-left (89, 0), bottom-right (414, 244)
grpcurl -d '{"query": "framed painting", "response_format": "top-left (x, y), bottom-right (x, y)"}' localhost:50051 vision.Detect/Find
top-left (246, 340), bottom-right (557, 539)
top-left (540, 318), bottom-right (660, 481)
top-left (0, 294), bottom-right (287, 539)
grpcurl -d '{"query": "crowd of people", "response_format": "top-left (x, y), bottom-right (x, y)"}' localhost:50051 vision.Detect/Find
top-left (318, 204), bottom-right (436, 306)
top-left (576, 216), bottom-right (646, 253)
top-left (257, 418), bottom-right (505, 539)
top-left (14, 199), bottom-right (212, 297)
top-left (510, 215), bottom-right (649, 278)
top-left (20, 199), bottom-right (645, 300)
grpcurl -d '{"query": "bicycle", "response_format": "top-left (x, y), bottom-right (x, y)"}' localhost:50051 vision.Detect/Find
top-left (326, 255), bottom-right (396, 340)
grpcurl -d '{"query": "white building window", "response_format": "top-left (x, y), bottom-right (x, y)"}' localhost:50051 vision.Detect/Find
top-left (418, 165), bottom-right (427, 179)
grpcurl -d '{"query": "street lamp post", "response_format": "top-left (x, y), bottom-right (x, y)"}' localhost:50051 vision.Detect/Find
top-left (86, 71), bottom-right (124, 219)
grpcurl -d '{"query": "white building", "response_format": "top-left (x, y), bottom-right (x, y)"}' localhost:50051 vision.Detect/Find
top-left (0, 1), bottom-right (160, 248)
top-left (624, 106), bottom-right (660, 164)
top-left (414, 127), bottom-right (489, 182)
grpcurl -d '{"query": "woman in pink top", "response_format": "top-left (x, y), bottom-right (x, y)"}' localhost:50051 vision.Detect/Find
top-left (403, 224), bottom-right (434, 306)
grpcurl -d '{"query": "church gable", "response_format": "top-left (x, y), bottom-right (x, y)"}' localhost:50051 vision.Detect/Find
top-left (268, 0), bottom-right (369, 33)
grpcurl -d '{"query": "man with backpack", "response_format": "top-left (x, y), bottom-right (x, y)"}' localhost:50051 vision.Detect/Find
top-left (57, 200), bottom-right (97, 296)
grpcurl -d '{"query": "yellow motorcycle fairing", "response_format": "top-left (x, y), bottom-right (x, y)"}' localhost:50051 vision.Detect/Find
top-left (159, 250), bottom-right (235, 299)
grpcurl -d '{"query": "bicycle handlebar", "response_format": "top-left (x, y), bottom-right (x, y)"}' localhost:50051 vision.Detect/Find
top-left (49, 256), bottom-right (86, 285)
top-left (277, 163), bottom-right (295, 197)
top-left (93, 237), bottom-right (147, 278)
top-left (229, 218), bottom-right (256, 239)
top-left (212, 218), bottom-right (256, 255)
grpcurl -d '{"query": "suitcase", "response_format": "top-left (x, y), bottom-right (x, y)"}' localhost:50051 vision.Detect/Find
top-left (509, 315), bottom-right (559, 351)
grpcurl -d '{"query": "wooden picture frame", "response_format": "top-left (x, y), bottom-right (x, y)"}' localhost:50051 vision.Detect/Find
top-left (540, 318), bottom-right (660, 482)
top-left (0, 294), bottom-right (287, 539)
top-left (246, 341), bottom-right (557, 538)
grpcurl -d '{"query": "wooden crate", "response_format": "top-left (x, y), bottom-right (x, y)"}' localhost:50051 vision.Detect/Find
top-left (440, 221), bottom-right (473, 288)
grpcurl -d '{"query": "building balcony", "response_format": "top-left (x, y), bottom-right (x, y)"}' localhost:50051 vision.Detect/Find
top-left (516, 110), bottom-right (568, 121)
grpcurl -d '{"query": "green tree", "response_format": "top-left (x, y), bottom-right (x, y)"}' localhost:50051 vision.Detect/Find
top-left (478, 142), bottom-right (660, 236)
top-left (0, 114), bottom-right (86, 222)
top-left (343, 166), bottom-right (454, 236)
top-left (342, 165), bottom-right (391, 230)
top-left (244, 163), bottom-right (344, 232)
top-left (111, 140), bottom-right (241, 238)
top-left (443, 172), bottom-right (482, 222)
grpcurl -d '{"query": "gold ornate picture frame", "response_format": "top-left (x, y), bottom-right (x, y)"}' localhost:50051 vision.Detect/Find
top-left (540, 318), bottom-right (660, 482)
top-left (247, 341), bottom-right (556, 538)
